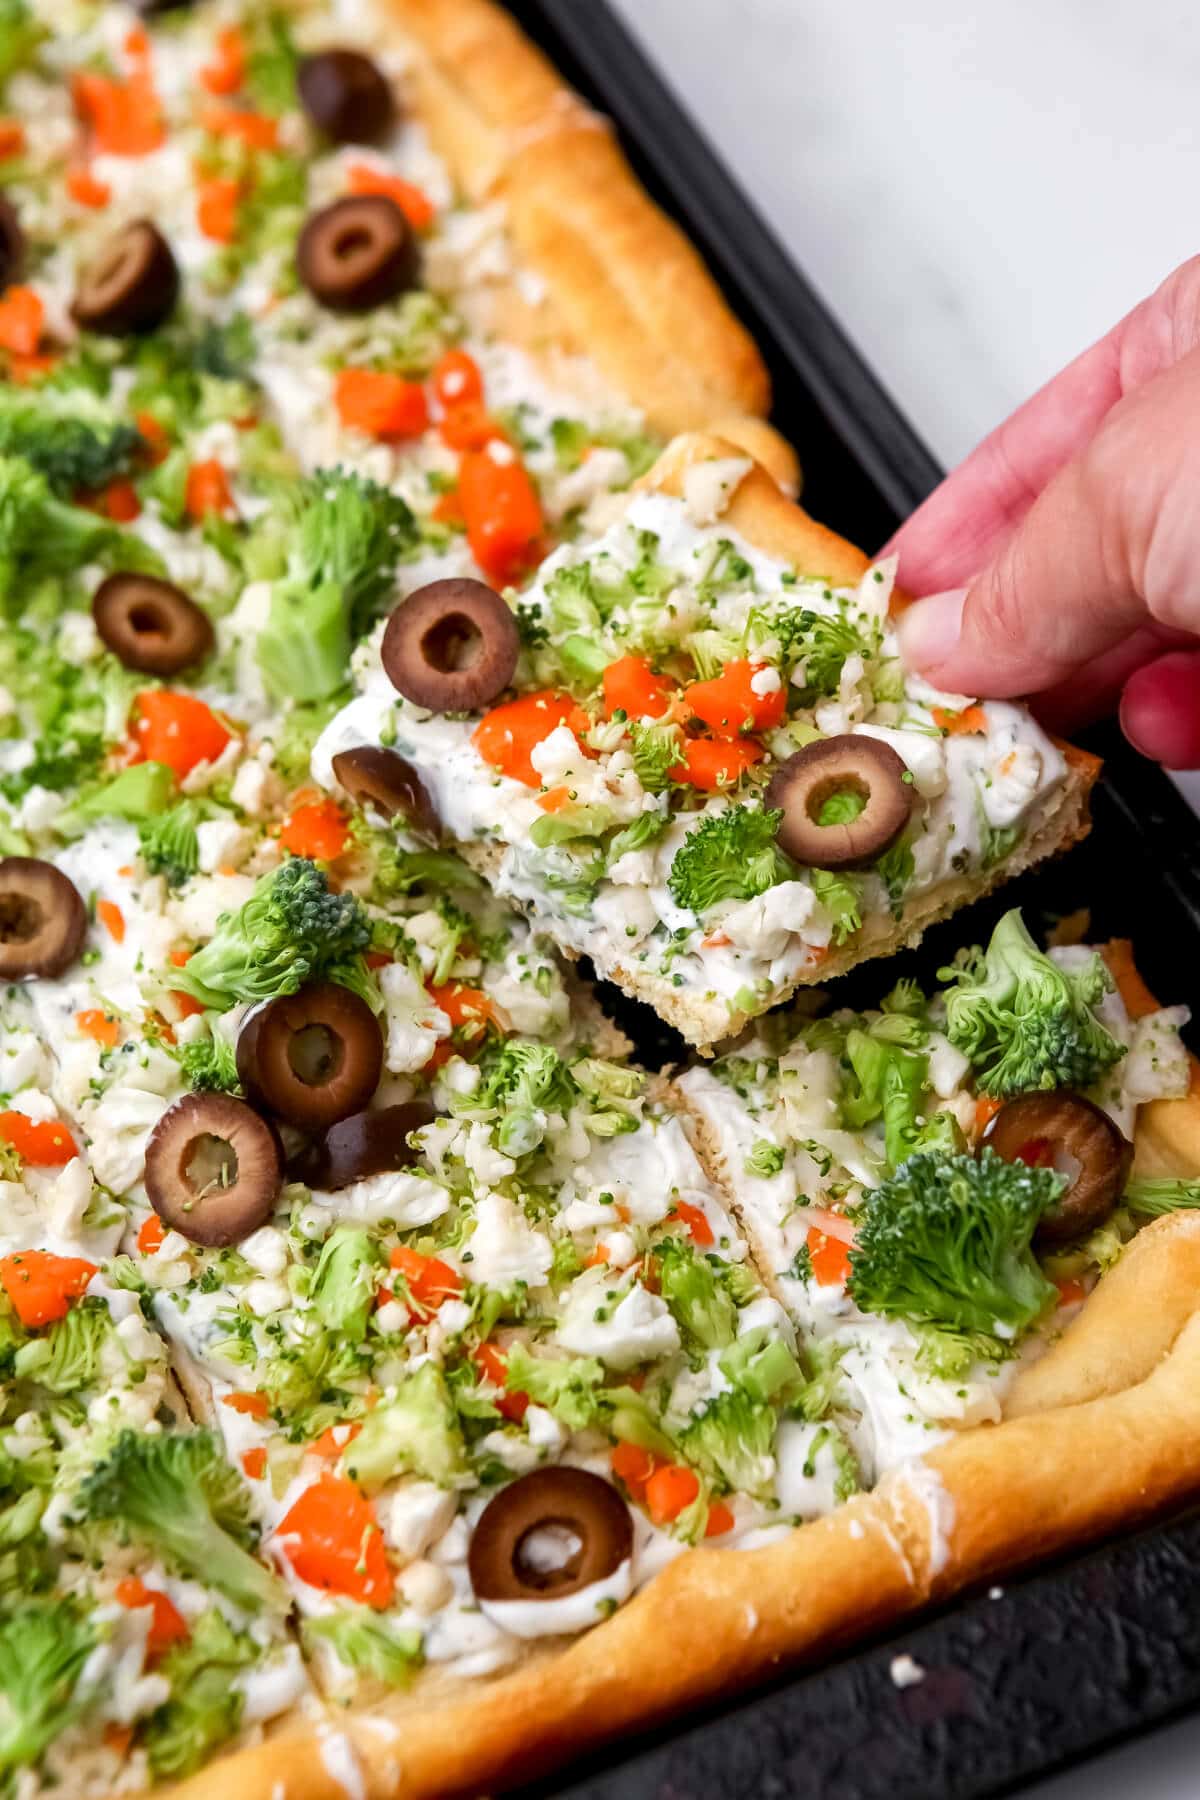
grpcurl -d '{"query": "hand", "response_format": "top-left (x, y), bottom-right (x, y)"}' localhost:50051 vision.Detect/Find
top-left (889, 257), bottom-right (1200, 768)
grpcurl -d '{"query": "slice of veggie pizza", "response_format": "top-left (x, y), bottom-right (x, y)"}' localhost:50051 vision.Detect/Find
top-left (315, 434), bottom-right (1098, 1050)
top-left (678, 907), bottom-right (1194, 1481)
top-left (0, 987), bottom-right (307, 1792)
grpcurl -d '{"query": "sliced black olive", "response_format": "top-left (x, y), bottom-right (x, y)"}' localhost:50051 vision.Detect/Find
top-left (237, 982), bottom-right (383, 1130)
top-left (983, 1090), bottom-right (1133, 1246)
top-left (0, 197), bottom-right (25, 292)
top-left (331, 745), bottom-right (440, 840)
top-left (0, 859), bottom-right (86, 980)
top-left (296, 196), bottom-right (418, 313)
top-left (298, 49), bottom-right (395, 144)
top-left (764, 733), bottom-right (914, 869)
top-left (92, 573), bottom-right (214, 676)
top-left (381, 579), bottom-right (520, 713)
top-left (145, 1093), bottom-right (282, 1247)
top-left (469, 1468), bottom-right (632, 1604)
top-left (72, 220), bottom-right (179, 336)
top-left (130, 0), bottom-right (191, 12)
top-left (289, 1099), bottom-right (435, 1191)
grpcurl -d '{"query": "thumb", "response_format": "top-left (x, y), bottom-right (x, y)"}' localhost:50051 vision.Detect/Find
top-left (896, 347), bottom-right (1200, 698)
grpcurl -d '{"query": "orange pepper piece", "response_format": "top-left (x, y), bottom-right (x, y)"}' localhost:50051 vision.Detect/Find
top-left (673, 1199), bottom-right (714, 1247)
top-left (0, 286), bottom-right (43, 357)
top-left (806, 1224), bottom-right (853, 1287)
top-left (200, 25), bottom-right (246, 96)
top-left (136, 1215), bottom-right (165, 1256)
top-left (686, 660), bottom-right (786, 738)
top-left (184, 459), bottom-right (236, 520)
top-left (333, 368), bottom-right (429, 440)
top-left (644, 1462), bottom-right (701, 1526)
top-left (96, 899), bottom-right (125, 944)
top-left (132, 689), bottom-right (231, 780)
top-left (275, 1474), bottom-right (394, 1608)
top-left (457, 448), bottom-right (544, 589)
top-left (278, 797), bottom-right (349, 862)
top-left (75, 1009), bottom-right (120, 1047)
top-left (472, 691), bottom-right (589, 788)
top-left (432, 348), bottom-right (484, 410)
top-left (602, 654), bottom-right (676, 723)
top-left (473, 1341), bottom-right (529, 1422)
top-left (676, 735), bottom-right (763, 791)
top-left (115, 1577), bottom-right (189, 1658)
top-left (0, 1112), bottom-right (76, 1166)
top-left (0, 1249), bottom-right (96, 1326)
top-left (196, 176), bottom-right (240, 244)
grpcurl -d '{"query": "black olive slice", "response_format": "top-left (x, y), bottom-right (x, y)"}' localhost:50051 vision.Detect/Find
top-left (381, 579), bottom-right (520, 713)
top-left (288, 1099), bottom-right (435, 1192)
top-left (0, 859), bottom-right (87, 980)
top-left (331, 745), bottom-right (440, 840)
top-left (298, 49), bottom-right (395, 144)
top-left (469, 1468), bottom-right (632, 1604)
top-left (237, 982), bottom-right (383, 1130)
top-left (764, 733), bottom-right (914, 869)
top-left (92, 573), bottom-right (214, 676)
top-left (296, 196), bottom-right (418, 313)
top-left (72, 220), bottom-right (179, 337)
top-left (145, 1093), bottom-right (282, 1247)
top-left (983, 1090), bottom-right (1133, 1246)
top-left (0, 197), bottom-right (25, 292)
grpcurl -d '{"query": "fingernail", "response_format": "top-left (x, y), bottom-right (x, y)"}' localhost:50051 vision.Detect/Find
top-left (895, 587), bottom-right (968, 672)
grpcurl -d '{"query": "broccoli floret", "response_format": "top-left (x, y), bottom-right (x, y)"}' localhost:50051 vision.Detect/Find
top-left (847, 1148), bottom-right (1061, 1342)
top-left (0, 455), bottom-right (117, 602)
top-left (78, 1430), bottom-right (286, 1615)
top-left (744, 1139), bottom-right (785, 1178)
top-left (170, 858), bottom-right (371, 1010)
top-left (143, 1611), bottom-right (257, 1779)
top-left (570, 1056), bottom-right (643, 1137)
top-left (345, 1363), bottom-right (466, 1494)
top-left (655, 1237), bottom-right (736, 1351)
top-left (501, 1343), bottom-right (604, 1431)
top-left (629, 719), bottom-right (683, 792)
top-left (138, 799), bottom-right (202, 888)
top-left (174, 1033), bottom-right (240, 1094)
top-left (0, 387), bottom-right (140, 495)
top-left (774, 607), bottom-right (868, 702)
top-left (255, 468), bottom-right (415, 702)
top-left (474, 1040), bottom-right (575, 1157)
top-left (939, 910), bottom-right (1126, 1097)
top-left (0, 1600), bottom-right (96, 1775)
top-left (606, 809), bottom-right (669, 866)
top-left (679, 1389), bottom-right (777, 1498)
top-left (667, 805), bottom-right (790, 915)
top-left (309, 1227), bottom-right (380, 1345)
top-left (12, 1298), bottom-right (112, 1393)
top-left (303, 1611), bottom-right (422, 1688)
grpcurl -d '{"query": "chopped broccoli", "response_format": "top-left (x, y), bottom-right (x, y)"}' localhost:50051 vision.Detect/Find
top-left (474, 1040), bottom-right (575, 1157)
top-left (654, 1237), bottom-right (736, 1351)
top-left (170, 859), bottom-right (371, 1010)
top-left (570, 1056), bottom-right (643, 1136)
top-left (718, 1327), bottom-right (805, 1406)
top-left (174, 1033), bottom-right (240, 1094)
top-left (79, 1430), bottom-right (286, 1615)
top-left (629, 720), bottom-right (683, 792)
top-left (139, 800), bottom-right (202, 888)
top-left (809, 867), bottom-right (862, 943)
top-left (606, 808), bottom-right (669, 865)
top-left (667, 805), bottom-right (790, 915)
top-left (0, 1600), bottom-right (96, 1776)
top-left (1123, 1177), bottom-right (1200, 1216)
top-left (303, 1612), bottom-right (422, 1688)
top-left (842, 1026), bottom-right (930, 1170)
top-left (744, 1138), bottom-right (785, 1178)
top-left (0, 0), bottom-right (43, 93)
top-left (350, 816), bottom-right (482, 900)
top-left (55, 761), bottom-right (176, 840)
top-left (12, 1298), bottom-right (112, 1394)
top-left (143, 1611), bottom-right (257, 1779)
top-left (309, 1227), bottom-right (380, 1345)
top-left (875, 837), bottom-right (915, 919)
top-left (255, 468), bottom-right (415, 702)
top-left (345, 1363), bottom-right (466, 1494)
top-left (500, 1342), bottom-right (604, 1430)
top-left (773, 606), bottom-right (867, 701)
top-left (0, 387), bottom-right (140, 495)
top-left (679, 1389), bottom-right (777, 1498)
top-left (846, 1149), bottom-right (1061, 1342)
top-left (939, 910), bottom-right (1126, 1097)
top-left (243, 7), bottom-right (299, 113)
top-left (0, 454), bottom-right (119, 603)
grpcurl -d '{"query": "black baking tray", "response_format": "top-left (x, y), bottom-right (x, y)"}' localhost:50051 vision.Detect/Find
top-left (498, 2), bottom-right (1200, 1795)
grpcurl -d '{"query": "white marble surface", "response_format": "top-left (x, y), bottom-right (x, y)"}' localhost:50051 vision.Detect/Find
top-left (610, 0), bottom-right (1200, 810)
top-left (607, 2), bottom-right (1200, 1794)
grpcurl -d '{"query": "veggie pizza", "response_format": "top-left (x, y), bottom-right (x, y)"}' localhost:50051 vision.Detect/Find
top-left (0, 0), bottom-right (1191, 1796)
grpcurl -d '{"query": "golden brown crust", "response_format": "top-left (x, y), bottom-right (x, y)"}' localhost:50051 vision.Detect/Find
top-left (385, 0), bottom-right (779, 437)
